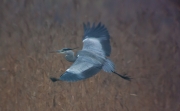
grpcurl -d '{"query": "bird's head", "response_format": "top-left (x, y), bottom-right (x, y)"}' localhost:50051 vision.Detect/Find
top-left (50, 47), bottom-right (78, 54)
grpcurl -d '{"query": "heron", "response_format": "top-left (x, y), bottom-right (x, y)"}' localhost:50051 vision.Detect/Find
top-left (50, 22), bottom-right (131, 82)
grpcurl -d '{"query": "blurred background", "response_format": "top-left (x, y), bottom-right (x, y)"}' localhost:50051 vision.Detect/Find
top-left (0, 0), bottom-right (180, 111)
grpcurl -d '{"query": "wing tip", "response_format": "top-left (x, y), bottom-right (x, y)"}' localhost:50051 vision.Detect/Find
top-left (50, 77), bottom-right (60, 82)
top-left (84, 22), bottom-right (102, 30)
top-left (83, 22), bottom-right (109, 37)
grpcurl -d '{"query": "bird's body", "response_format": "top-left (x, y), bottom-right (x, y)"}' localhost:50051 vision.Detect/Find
top-left (50, 23), bottom-right (131, 82)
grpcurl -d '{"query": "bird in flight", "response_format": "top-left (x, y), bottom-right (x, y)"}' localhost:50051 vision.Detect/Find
top-left (50, 22), bottom-right (131, 82)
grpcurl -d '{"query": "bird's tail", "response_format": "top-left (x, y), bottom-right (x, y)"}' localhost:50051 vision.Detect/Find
top-left (102, 58), bottom-right (115, 73)
top-left (112, 71), bottom-right (131, 81)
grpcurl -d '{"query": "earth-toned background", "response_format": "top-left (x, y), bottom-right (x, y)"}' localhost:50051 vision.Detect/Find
top-left (0, 0), bottom-right (180, 111)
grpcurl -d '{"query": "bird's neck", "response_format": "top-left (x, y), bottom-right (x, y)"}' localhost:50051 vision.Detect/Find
top-left (65, 50), bottom-right (77, 62)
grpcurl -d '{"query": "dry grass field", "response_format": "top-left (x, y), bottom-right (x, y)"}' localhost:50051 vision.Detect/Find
top-left (0, 0), bottom-right (180, 111)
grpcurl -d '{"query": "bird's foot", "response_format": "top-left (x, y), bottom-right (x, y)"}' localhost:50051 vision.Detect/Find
top-left (112, 71), bottom-right (132, 81)
top-left (121, 74), bottom-right (132, 81)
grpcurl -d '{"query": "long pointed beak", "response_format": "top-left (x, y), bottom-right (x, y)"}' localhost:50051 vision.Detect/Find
top-left (49, 47), bottom-right (78, 53)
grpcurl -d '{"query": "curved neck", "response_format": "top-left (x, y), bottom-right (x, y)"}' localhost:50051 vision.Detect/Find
top-left (64, 50), bottom-right (77, 62)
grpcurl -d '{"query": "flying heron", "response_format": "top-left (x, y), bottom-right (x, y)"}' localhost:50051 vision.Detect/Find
top-left (50, 22), bottom-right (131, 82)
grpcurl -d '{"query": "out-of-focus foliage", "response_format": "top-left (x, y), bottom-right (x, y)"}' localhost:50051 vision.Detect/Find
top-left (0, 0), bottom-right (180, 111)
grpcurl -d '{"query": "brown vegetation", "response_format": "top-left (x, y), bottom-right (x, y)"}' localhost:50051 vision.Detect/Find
top-left (0, 0), bottom-right (180, 111)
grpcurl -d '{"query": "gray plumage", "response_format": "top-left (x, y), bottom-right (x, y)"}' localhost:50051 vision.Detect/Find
top-left (50, 22), bottom-right (131, 82)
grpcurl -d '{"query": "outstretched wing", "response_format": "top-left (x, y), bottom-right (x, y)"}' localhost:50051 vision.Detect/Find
top-left (57, 23), bottom-right (111, 82)
top-left (82, 22), bottom-right (111, 57)
top-left (59, 53), bottom-right (103, 82)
